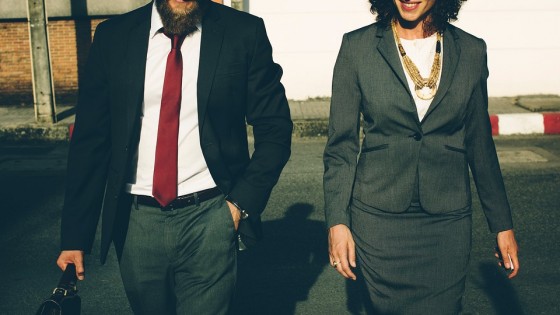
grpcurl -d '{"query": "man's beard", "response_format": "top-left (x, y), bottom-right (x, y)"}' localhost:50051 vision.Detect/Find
top-left (155, 0), bottom-right (204, 35)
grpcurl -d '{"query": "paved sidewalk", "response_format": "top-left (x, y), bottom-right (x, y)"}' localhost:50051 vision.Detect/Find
top-left (290, 95), bottom-right (560, 137)
top-left (1, 95), bottom-right (559, 141)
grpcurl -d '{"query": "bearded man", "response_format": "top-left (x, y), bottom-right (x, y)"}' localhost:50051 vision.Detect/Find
top-left (56, 0), bottom-right (292, 313)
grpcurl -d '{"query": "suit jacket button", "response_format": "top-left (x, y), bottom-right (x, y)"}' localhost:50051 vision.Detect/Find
top-left (413, 133), bottom-right (422, 141)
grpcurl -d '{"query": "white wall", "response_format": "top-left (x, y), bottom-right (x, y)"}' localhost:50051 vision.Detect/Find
top-left (249, 0), bottom-right (560, 100)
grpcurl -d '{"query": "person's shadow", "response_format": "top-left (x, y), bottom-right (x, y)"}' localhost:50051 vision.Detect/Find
top-left (345, 267), bottom-right (375, 315)
top-left (230, 203), bottom-right (329, 315)
top-left (474, 262), bottom-right (524, 315)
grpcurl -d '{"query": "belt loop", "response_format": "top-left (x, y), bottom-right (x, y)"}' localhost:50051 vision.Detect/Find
top-left (194, 192), bottom-right (200, 206)
top-left (133, 196), bottom-right (139, 210)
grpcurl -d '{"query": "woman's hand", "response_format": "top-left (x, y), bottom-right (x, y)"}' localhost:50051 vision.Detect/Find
top-left (329, 224), bottom-right (357, 280)
top-left (495, 229), bottom-right (520, 279)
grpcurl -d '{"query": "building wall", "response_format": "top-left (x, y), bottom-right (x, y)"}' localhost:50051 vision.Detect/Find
top-left (1, 0), bottom-right (558, 104)
top-left (453, 1), bottom-right (560, 97)
top-left (250, 1), bottom-right (373, 100)
top-left (0, 22), bottom-right (33, 105)
top-left (0, 0), bottom-right (222, 106)
top-left (251, 0), bottom-right (560, 99)
top-left (0, 18), bottom-right (104, 105)
top-left (0, 0), bottom-right (150, 19)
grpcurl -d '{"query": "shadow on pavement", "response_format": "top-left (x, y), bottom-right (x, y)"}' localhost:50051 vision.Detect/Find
top-left (345, 267), bottom-right (375, 315)
top-left (231, 203), bottom-right (329, 315)
top-left (477, 262), bottom-right (524, 315)
top-left (0, 173), bottom-right (65, 240)
top-left (57, 106), bottom-right (76, 122)
top-left (0, 173), bottom-right (67, 314)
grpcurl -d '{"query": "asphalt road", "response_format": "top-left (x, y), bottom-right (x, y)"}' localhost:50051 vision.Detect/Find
top-left (0, 136), bottom-right (559, 315)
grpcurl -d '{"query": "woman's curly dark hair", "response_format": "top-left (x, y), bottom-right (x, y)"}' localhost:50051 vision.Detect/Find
top-left (369, 0), bottom-right (466, 32)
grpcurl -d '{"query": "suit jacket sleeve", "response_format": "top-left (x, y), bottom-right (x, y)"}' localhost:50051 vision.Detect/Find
top-left (465, 40), bottom-right (514, 233)
top-left (323, 34), bottom-right (361, 229)
top-left (226, 18), bottom-right (292, 217)
top-left (60, 21), bottom-right (112, 252)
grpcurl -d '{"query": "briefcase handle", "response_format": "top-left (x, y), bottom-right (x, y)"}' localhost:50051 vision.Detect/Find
top-left (56, 263), bottom-right (78, 294)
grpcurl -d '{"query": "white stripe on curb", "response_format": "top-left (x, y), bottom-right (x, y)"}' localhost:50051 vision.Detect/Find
top-left (497, 113), bottom-right (545, 135)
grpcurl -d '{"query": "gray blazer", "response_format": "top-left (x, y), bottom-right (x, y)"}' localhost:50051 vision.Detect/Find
top-left (323, 23), bottom-right (513, 233)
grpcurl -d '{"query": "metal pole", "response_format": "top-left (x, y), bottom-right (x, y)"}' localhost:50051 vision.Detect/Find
top-left (231, 0), bottom-right (243, 11)
top-left (27, 0), bottom-right (57, 124)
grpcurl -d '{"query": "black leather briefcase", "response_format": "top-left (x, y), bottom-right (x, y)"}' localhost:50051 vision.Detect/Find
top-left (36, 264), bottom-right (81, 315)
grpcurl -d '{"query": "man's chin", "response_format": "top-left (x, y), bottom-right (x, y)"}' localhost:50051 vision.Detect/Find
top-left (157, 0), bottom-right (202, 35)
top-left (168, 0), bottom-right (198, 12)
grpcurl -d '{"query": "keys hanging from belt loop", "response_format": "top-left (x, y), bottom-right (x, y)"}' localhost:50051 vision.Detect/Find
top-left (194, 192), bottom-right (200, 207)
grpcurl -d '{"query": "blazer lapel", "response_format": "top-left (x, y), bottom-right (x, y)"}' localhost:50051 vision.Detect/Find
top-left (124, 3), bottom-right (152, 135)
top-left (376, 26), bottom-right (413, 98)
top-left (376, 26), bottom-right (421, 125)
top-left (197, 2), bottom-right (225, 132)
top-left (423, 26), bottom-right (461, 121)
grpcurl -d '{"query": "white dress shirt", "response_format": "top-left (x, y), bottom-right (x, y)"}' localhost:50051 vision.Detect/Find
top-left (126, 3), bottom-right (216, 196)
top-left (397, 33), bottom-right (443, 122)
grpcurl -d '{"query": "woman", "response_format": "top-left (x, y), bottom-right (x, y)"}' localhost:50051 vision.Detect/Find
top-left (323, 0), bottom-right (519, 313)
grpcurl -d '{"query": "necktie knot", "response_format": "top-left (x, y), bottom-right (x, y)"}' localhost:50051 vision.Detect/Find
top-left (165, 33), bottom-right (187, 50)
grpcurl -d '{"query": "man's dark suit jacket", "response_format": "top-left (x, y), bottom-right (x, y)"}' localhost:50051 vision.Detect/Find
top-left (61, 0), bottom-right (292, 263)
top-left (324, 23), bottom-right (513, 233)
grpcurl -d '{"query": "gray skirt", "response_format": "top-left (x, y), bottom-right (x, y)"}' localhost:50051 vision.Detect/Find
top-left (350, 198), bottom-right (472, 315)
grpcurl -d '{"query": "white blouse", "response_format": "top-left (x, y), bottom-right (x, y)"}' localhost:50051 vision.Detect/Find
top-left (397, 33), bottom-right (443, 122)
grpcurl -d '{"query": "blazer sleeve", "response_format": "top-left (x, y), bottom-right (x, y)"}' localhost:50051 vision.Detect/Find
top-left (61, 21), bottom-right (112, 252)
top-left (465, 40), bottom-right (514, 233)
top-left (226, 18), bottom-right (293, 217)
top-left (323, 34), bottom-right (361, 229)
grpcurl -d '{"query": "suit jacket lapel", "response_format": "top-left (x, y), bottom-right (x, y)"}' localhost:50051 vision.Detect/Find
top-left (423, 26), bottom-right (461, 121)
top-left (376, 26), bottom-right (413, 99)
top-left (376, 26), bottom-right (420, 124)
top-left (198, 2), bottom-right (225, 132)
top-left (124, 3), bottom-right (152, 135)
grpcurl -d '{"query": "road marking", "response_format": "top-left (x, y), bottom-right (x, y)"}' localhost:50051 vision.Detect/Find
top-left (498, 150), bottom-right (548, 163)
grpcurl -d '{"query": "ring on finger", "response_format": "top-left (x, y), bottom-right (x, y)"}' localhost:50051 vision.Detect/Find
top-left (333, 261), bottom-right (340, 268)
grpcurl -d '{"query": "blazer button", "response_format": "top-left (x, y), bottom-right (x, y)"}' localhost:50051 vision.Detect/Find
top-left (413, 133), bottom-right (423, 141)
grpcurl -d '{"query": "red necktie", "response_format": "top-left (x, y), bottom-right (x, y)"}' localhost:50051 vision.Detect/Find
top-left (153, 33), bottom-right (186, 207)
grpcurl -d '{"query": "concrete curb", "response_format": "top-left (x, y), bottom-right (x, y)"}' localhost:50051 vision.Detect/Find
top-left (292, 113), bottom-right (560, 138)
top-left (0, 125), bottom-right (71, 142)
top-left (1, 112), bottom-right (559, 142)
top-left (490, 113), bottom-right (560, 136)
top-left (3, 113), bottom-right (560, 142)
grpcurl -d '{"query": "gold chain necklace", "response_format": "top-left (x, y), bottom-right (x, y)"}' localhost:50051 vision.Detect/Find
top-left (391, 19), bottom-right (442, 100)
